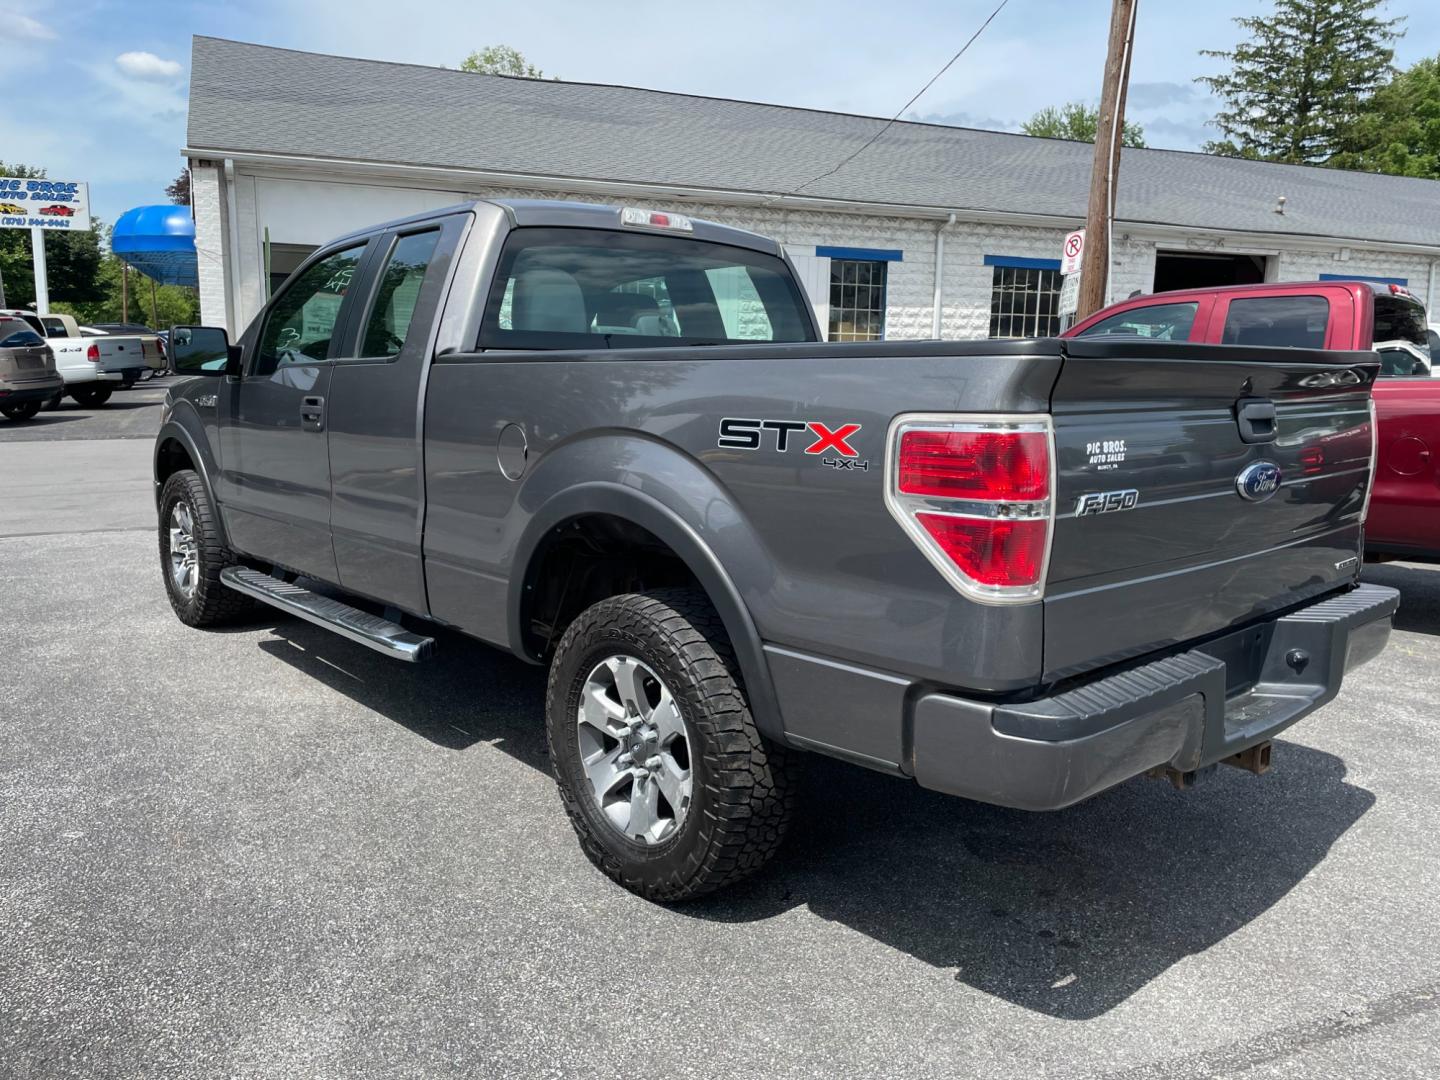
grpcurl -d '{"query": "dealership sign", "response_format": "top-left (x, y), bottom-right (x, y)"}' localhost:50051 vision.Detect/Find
top-left (0, 178), bottom-right (91, 231)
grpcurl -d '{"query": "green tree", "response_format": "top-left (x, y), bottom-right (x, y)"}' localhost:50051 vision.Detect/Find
top-left (1021, 102), bottom-right (1146, 147)
top-left (1198, 0), bottom-right (1403, 164)
top-left (1330, 54), bottom-right (1440, 177)
top-left (459, 45), bottom-right (548, 78)
top-left (51, 252), bottom-right (199, 328)
top-left (0, 161), bottom-right (105, 309)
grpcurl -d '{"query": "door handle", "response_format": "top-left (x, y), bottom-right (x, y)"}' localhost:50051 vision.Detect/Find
top-left (1235, 397), bottom-right (1277, 444)
top-left (300, 395), bottom-right (325, 432)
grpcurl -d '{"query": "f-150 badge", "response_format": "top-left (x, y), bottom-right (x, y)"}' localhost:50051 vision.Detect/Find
top-left (1076, 489), bottom-right (1140, 516)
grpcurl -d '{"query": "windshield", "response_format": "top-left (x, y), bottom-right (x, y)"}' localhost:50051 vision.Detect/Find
top-left (479, 227), bottom-right (816, 350)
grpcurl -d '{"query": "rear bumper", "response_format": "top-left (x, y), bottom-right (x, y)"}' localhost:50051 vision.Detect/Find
top-left (0, 377), bottom-right (63, 403)
top-left (97, 368), bottom-right (145, 386)
top-left (909, 584), bottom-right (1398, 809)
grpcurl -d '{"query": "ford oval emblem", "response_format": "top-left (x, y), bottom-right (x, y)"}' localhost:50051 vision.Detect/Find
top-left (1236, 461), bottom-right (1283, 502)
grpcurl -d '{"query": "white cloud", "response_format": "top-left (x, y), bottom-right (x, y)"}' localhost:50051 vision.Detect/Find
top-left (114, 51), bottom-right (183, 81)
top-left (15, 14), bottom-right (56, 41)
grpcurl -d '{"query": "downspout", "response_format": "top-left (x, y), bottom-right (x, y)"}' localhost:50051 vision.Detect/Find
top-left (222, 159), bottom-right (242, 335)
top-left (932, 213), bottom-right (955, 339)
top-left (1428, 258), bottom-right (1437, 320)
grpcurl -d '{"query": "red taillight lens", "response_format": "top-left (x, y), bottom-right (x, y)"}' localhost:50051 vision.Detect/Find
top-left (86, 343), bottom-right (100, 362)
top-left (898, 430), bottom-right (1049, 500)
top-left (915, 514), bottom-right (1046, 587)
top-left (887, 417), bottom-right (1054, 603)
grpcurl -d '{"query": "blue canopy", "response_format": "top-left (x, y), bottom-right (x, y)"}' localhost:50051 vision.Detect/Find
top-left (112, 204), bottom-right (198, 287)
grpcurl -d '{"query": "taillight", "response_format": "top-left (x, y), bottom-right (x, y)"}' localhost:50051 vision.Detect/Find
top-left (886, 415), bottom-right (1054, 603)
top-left (86, 343), bottom-right (100, 362)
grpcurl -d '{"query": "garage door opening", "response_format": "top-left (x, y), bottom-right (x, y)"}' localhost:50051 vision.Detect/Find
top-left (1153, 251), bottom-right (1269, 293)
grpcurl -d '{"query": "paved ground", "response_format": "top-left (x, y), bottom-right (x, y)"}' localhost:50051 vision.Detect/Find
top-left (1, 392), bottom-right (1437, 1078)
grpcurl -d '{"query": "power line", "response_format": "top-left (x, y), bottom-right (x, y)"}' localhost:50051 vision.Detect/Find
top-left (776, 0), bottom-right (1013, 202)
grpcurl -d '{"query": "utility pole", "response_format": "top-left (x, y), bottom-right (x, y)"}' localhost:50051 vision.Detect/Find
top-left (1076, 0), bottom-right (1137, 321)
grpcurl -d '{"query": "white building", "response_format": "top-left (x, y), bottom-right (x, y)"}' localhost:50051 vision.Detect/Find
top-left (185, 36), bottom-right (1440, 339)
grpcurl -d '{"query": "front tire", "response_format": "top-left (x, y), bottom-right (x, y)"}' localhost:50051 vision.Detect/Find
top-left (547, 589), bottom-right (798, 901)
top-left (70, 386), bottom-right (112, 408)
top-left (158, 470), bottom-right (257, 627)
top-left (1, 401), bottom-right (42, 421)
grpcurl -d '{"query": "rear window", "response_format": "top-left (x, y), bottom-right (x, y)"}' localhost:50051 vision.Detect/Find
top-left (1373, 293), bottom-right (1429, 349)
top-left (479, 227), bottom-right (816, 350)
top-left (1221, 295), bottom-right (1329, 348)
top-left (1078, 301), bottom-right (1198, 341)
top-left (0, 322), bottom-right (44, 348)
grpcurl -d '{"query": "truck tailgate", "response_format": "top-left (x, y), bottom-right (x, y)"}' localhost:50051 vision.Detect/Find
top-left (94, 337), bottom-right (145, 372)
top-left (1044, 339), bottom-right (1377, 680)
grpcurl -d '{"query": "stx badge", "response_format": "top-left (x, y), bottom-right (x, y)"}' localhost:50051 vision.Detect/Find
top-left (718, 418), bottom-right (863, 459)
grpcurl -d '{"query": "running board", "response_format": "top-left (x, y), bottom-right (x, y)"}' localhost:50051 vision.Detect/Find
top-left (220, 566), bottom-right (435, 662)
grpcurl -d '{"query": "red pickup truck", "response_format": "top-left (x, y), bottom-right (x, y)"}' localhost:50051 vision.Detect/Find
top-left (1063, 279), bottom-right (1438, 559)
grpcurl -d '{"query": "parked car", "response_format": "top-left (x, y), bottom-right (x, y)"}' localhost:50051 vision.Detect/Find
top-left (0, 310), bottom-right (148, 406)
top-left (1063, 279), bottom-right (1438, 561)
top-left (156, 201), bottom-right (1396, 901)
top-left (85, 322), bottom-right (166, 374)
top-left (0, 315), bottom-right (62, 420)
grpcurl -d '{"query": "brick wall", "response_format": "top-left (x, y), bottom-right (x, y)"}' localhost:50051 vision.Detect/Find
top-left (190, 163), bottom-right (229, 331)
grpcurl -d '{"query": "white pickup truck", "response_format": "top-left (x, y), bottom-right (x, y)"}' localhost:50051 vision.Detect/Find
top-left (0, 310), bottom-right (149, 406)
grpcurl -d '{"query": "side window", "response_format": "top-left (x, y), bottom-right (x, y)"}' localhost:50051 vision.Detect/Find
top-left (1078, 301), bottom-right (1199, 341)
top-left (358, 230), bottom-right (441, 358)
top-left (255, 244), bottom-right (366, 375)
top-left (1221, 296), bottom-right (1329, 348)
top-left (41, 317), bottom-right (69, 338)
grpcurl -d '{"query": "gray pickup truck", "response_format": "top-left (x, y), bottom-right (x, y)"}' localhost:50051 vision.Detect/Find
top-left (155, 200), bottom-right (1398, 900)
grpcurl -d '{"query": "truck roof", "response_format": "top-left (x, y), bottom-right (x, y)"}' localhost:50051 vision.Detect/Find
top-left (329, 199), bottom-right (784, 257)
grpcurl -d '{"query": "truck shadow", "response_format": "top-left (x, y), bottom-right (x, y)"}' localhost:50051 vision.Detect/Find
top-left (252, 616), bottom-right (1373, 1022)
top-left (1363, 562), bottom-right (1440, 636)
top-left (688, 747), bottom-right (1372, 1020)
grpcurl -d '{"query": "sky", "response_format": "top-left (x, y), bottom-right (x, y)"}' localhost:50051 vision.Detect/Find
top-left (5, 0), bottom-right (1439, 230)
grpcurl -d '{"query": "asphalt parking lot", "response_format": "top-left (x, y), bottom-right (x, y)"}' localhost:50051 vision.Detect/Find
top-left (2, 387), bottom-right (1438, 1079)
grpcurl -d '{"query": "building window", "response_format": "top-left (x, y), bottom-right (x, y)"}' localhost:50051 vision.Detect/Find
top-left (987, 258), bottom-right (1062, 338)
top-left (829, 260), bottom-right (887, 341)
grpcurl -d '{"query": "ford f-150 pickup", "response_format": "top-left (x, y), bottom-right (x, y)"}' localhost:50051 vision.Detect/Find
top-left (154, 200), bottom-right (1397, 900)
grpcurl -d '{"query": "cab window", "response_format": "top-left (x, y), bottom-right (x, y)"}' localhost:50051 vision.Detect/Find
top-left (481, 227), bottom-right (815, 349)
top-left (1221, 295), bottom-right (1329, 348)
top-left (255, 244), bottom-right (366, 375)
top-left (40, 317), bottom-right (69, 338)
top-left (1078, 301), bottom-right (1198, 341)
top-left (358, 230), bottom-right (441, 358)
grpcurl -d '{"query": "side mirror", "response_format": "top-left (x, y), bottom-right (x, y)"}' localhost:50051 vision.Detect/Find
top-left (169, 325), bottom-right (235, 377)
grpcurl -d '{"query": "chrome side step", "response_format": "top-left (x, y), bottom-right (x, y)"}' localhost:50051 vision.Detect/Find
top-left (220, 566), bottom-right (435, 662)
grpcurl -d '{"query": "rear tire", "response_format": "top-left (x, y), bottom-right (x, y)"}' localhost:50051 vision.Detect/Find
top-left (43, 391), bottom-right (62, 411)
top-left (1, 401), bottom-right (42, 421)
top-left (158, 469), bottom-right (257, 627)
top-left (70, 386), bottom-right (112, 408)
top-left (546, 588), bottom-right (798, 902)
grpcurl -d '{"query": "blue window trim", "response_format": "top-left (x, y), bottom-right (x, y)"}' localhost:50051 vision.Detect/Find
top-left (1319, 273), bottom-right (1408, 286)
top-left (984, 255), bottom-right (1062, 271)
top-left (816, 246), bottom-right (903, 262)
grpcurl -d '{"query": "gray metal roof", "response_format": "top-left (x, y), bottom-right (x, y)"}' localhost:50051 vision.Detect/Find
top-left (187, 36), bottom-right (1440, 249)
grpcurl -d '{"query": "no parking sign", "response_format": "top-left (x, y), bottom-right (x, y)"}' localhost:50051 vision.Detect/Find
top-left (1061, 228), bottom-right (1085, 276)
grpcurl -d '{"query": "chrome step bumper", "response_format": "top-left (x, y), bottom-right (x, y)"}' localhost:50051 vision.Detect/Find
top-left (220, 566), bottom-right (435, 662)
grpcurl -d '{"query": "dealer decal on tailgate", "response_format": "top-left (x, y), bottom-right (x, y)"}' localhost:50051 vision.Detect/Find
top-left (717, 418), bottom-right (868, 471)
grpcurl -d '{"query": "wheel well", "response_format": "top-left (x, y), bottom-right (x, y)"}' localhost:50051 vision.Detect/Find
top-left (155, 437), bottom-right (195, 485)
top-left (521, 514), bottom-right (699, 657)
